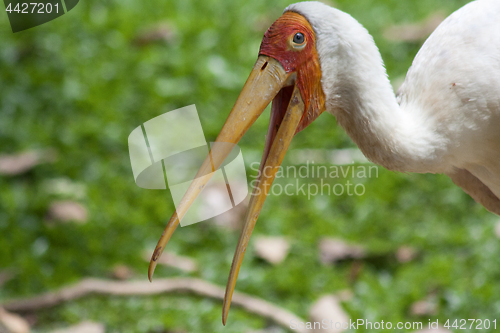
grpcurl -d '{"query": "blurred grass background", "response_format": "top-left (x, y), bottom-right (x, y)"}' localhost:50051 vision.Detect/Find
top-left (1, 0), bottom-right (499, 332)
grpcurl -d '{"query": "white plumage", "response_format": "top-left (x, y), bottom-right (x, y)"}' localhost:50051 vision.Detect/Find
top-left (286, 0), bottom-right (500, 214)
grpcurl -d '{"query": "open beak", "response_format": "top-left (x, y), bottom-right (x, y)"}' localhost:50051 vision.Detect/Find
top-left (148, 55), bottom-right (306, 324)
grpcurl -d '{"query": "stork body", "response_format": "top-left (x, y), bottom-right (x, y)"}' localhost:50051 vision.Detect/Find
top-left (149, 0), bottom-right (500, 323)
top-left (287, 0), bottom-right (500, 213)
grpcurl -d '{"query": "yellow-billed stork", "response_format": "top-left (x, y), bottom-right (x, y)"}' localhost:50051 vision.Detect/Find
top-left (149, 0), bottom-right (500, 324)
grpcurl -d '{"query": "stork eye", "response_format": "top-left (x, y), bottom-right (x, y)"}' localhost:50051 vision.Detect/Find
top-left (293, 32), bottom-right (305, 44)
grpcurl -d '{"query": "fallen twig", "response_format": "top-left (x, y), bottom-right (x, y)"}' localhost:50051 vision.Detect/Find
top-left (2, 278), bottom-right (306, 332)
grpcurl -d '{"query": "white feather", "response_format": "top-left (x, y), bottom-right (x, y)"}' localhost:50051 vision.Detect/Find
top-left (285, 0), bottom-right (500, 206)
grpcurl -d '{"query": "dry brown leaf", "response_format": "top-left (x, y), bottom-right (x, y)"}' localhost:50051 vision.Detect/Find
top-left (309, 295), bottom-right (350, 333)
top-left (319, 238), bottom-right (366, 264)
top-left (0, 149), bottom-right (56, 176)
top-left (134, 22), bottom-right (176, 46)
top-left (143, 251), bottom-right (197, 273)
top-left (396, 246), bottom-right (418, 263)
top-left (0, 308), bottom-right (30, 333)
top-left (111, 265), bottom-right (134, 280)
top-left (410, 298), bottom-right (438, 316)
top-left (51, 321), bottom-right (104, 333)
top-left (336, 289), bottom-right (353, 302)
top-left (0, 271), bottom-right (15, 288)
top-left (46, 201), bottom-right (88, 224)
top-left (383, 12), bottom-right (446, 42)
top-left (254, 236), bottom-right (290, 265)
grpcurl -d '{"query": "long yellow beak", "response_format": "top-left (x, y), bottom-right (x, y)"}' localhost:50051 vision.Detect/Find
top-left (222, 84), bottom-right (304, 324)
top-left (148, 55), bottom-right (305, 325)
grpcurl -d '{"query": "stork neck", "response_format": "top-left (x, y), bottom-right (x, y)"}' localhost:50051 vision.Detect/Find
top-left (333, 85), bottom-right (440, 173)
top-left (326, 38), bottom-right (445, 173)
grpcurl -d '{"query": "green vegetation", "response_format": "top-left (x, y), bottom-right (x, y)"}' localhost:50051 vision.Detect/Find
top-left (1, 0), bottom-right (498, 332)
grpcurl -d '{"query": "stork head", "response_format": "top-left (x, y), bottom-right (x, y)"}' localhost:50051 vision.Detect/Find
top-left (257, 10), bottom-right (326, 134)
top-left (148, 1), bottom-right (363, 325)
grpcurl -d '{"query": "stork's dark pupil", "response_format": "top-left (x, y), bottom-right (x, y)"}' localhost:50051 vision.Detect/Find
top-left (293, 32), bottom-right (305, 44)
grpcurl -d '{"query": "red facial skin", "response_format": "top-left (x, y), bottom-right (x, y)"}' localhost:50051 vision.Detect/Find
top-left (259, 11), bottom-right (326, 133)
